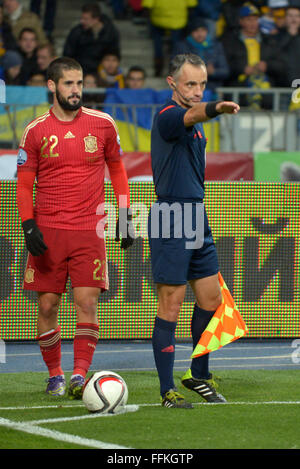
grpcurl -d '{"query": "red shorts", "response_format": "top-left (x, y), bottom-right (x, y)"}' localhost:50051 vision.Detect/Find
top-left (23, 226), bottom-right (108, 293)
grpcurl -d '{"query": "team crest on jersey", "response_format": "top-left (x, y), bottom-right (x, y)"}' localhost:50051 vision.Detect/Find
top-left (25, 267), bottom-right (35, 283)
top-left (84, 135), bottom-right (98, 153)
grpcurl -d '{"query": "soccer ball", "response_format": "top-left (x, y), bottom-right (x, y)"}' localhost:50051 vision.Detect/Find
top-left (82, 370), bottom-right (128, 414)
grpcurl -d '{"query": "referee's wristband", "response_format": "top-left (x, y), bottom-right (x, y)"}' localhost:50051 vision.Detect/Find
top-left (205, 101), bottom-right (223, 119)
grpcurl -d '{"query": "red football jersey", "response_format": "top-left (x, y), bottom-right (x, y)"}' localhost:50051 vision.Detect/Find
top-left (17, 107), bottom-right (121, 230)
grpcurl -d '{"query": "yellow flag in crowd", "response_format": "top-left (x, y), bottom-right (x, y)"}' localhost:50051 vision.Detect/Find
top-left (191, 272), bottom-right (248, 358)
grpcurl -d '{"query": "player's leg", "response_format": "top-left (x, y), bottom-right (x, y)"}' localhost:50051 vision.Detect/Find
top-left (23, 226), bottom-right (69, 396)
top-left (36, 291), bottom-right (66, 396)
top-left (69, 286), bottom-right (100, 398)
top-left (66, 229), bottom-right (106, 398)
top-left (182, 274), bottom-right (226, 402)
top-left (37, 291), bottom-right (61, 335)
top-left (153, 283), bottom-right (193, 408)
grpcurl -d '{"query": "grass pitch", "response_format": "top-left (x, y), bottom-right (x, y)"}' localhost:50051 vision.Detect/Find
top-left (0, 370), bottom-right (300, 449)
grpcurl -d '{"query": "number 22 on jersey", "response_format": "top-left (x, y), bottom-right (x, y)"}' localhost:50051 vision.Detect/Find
top-left (40, 135), bottom-right (59, 158)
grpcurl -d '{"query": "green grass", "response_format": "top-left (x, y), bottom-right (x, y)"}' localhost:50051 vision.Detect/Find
top-left (1, 370), bottom-right (300, 449)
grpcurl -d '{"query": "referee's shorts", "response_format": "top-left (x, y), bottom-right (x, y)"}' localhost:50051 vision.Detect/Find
top-left (147, 200), bottom-right (219, 285)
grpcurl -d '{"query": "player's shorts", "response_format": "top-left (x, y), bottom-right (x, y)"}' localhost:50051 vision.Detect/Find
top-left (23, 226), bottom-right (108, 293)
top-left (148, 200), bottom-right (219, 285)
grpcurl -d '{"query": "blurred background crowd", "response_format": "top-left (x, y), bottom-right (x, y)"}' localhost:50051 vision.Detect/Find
top-left (0, 0), bottom-right (299, 98)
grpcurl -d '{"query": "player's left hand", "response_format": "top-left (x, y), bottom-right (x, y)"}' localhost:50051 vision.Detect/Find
top-left (216, 101), bottom-right (240, 114)
top-left (115, 208), bottom-right (135, 250)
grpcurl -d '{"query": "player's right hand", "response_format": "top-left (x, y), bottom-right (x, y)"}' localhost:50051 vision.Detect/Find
top-left (22, 219), bottom-right (48, 256)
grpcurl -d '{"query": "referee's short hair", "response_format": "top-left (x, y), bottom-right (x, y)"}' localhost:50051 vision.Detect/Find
top-left (169, 54), bottom-right (206, 79)
top-left (47, 57), bottom-right (83, 84)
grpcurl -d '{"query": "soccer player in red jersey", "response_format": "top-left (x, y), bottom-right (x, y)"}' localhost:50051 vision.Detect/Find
top-left (16, 57), bottom-right (135, 398)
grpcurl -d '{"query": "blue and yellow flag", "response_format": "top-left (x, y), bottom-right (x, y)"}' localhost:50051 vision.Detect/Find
top-left (103, 88), bottom-right (219, 152)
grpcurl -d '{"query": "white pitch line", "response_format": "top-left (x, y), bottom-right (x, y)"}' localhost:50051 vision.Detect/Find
top-left (0, 404), bottom-right (83, 410)
top-left (217, 400), bottom-right (300, 405)
top-left (0, 417), bottom-right (131, 449)
top-left (28, 405), bottom-right (139, 424)
top-left (3, 344), bottom-right (296, 358)
top-left (3, 349), bottom-right (154, 358)
top-left (1, 362), bottom-right (298, 376)
top-left (175, 354), bottom-right (293, 363)
top-left (138, 401), bottom-right (300, 407)
top-left (188, 363), bottom-right (300, 369)
top-left (2, 400), bottom-right (300, 414)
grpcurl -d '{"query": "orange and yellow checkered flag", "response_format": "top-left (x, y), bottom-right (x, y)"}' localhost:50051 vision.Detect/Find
top-left (191, 272), bottom-right (248, 358)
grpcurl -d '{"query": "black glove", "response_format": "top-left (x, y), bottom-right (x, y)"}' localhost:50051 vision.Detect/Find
top-left (115, 208), bottom-right (135, 250)
top-left (22, 219), bottom-right (48, 256)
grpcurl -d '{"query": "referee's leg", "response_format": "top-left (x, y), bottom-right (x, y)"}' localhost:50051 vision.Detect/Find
top-left (153, 283), bottom-right (186, 397)
top-left (189, 274), bottom-right (222, 379)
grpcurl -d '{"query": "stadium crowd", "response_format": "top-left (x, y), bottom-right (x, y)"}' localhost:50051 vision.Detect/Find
top-left (0, 0), bottom-right (299, 102)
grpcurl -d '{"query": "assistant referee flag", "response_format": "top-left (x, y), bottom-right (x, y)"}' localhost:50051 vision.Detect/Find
top-left (191, 272), bottom-right (248, 358)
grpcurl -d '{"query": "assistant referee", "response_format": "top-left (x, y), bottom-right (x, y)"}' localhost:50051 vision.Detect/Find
top-left (148, 53), bottom-right (240, 408)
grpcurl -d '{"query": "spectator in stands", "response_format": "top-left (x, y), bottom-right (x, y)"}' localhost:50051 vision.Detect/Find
top-left (268, 0), bottom-right (288, 31)
top-left (258, 14), bottom-right (278, 35)
top-left (194, 0), bottom-right (222, 39)
top-left (109, 0), bottom-right (128, 20)
top-left (30, 0), bottom-right (57, 42)
top-left (1, 48), bottom-right (22, 83)
top-left (141, 0), bottom-right (198, 77)
top-left (3, 0), bottom-right (47, 45)
top-left (172, 17), bottom-right (229, 95)
top-left (128, 0), bottom-right (147, 24)
top-left (83, 72), bottom-right (99, 88)
top-left (125, 65), bottom-right (146, 89)
top-left (97, 50), bottom-right (125, 88)
top-left (17, 27), bottom-right (40, 84)
top-left (277, 5), bottom-right (300, 87)
top-left (82, 72), bottom-right (104, 108)
top-left (0, 1), bottom-right (17, 52)
top-left (63, 2), bottom-right (120, 75)
top-left (0, 1), bottom-right (18, 77)
top-left (218, 0), bottom-right (267, 36)
top-left (26, 71), bottom-right (46, 86)
top-left (36, 42), bottom-right (56, 76)
top-left (221, 2), bottom-right (285, 108)
top-left (220, 0), bottom-right (248, 35)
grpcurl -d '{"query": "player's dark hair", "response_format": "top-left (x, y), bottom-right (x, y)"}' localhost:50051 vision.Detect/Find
top-left (46, 57), bottom-right (82, 84)
top-left (81, 2), bottom-right (101, 19)
top-left (169, 54), bottom-right (206, 79)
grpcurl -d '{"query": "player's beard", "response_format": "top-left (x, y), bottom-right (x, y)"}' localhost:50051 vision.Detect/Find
top-left (56, 90), bottom-right (82, 111)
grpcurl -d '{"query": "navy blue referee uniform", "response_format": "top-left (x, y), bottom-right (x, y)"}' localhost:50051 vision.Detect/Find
top-left (148, 99), bottom-right (219, 284)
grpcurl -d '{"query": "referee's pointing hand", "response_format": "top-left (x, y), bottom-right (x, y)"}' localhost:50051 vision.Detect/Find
top-left (216, 101), bottom-right (240, 114)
